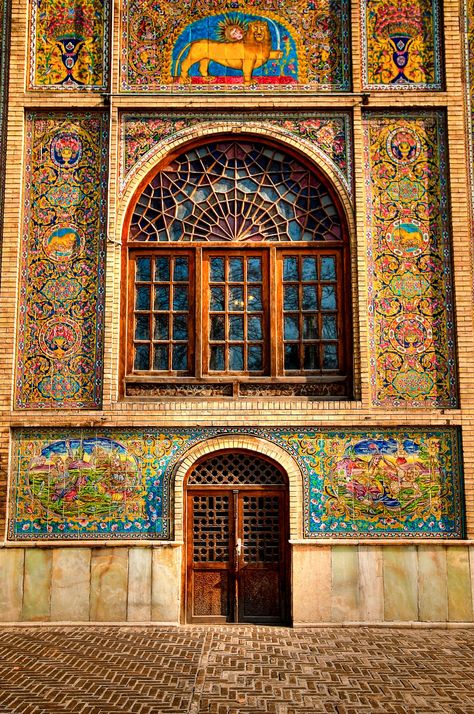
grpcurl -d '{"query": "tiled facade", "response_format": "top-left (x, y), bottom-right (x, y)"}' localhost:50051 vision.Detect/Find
top-left (1, 0), bottom-right (474, 625)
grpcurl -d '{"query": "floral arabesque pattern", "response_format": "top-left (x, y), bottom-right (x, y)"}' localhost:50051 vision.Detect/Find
top-left (362, 0), bottom-right (442, 90)
top-left (30, 0), bottom-right (110, 90)
top-left (16, 113), bottom-right (109, 409)
top-left (364, 112), bottom-right (457, 407)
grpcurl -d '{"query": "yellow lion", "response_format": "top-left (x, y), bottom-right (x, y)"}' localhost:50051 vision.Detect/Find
top-left (178, 21), bottom-right (283, 85)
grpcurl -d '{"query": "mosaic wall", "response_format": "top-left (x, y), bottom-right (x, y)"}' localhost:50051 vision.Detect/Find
top-left (16, 112), bottom-right (109, 409)
top-left (10, 427), bottom-right (463, 540)
top-left (364, 112), bottom-right (457, 407)
top-left (120, 0), bottom-right (350, 92)
top-left (29, 0), bottom-right (110, 90)
top-left (362, 0), bottom-right (442, 90)
top-left (0, 0), bottom-right (11, 237)
top-left (119, 111), bottom-right (353, 199)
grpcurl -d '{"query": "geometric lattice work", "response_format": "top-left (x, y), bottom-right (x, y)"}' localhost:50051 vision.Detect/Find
top-left (242, 495), bottom-right (281, 564)
top-left (192, 494), bottom-right (230, 563)
top-left (129, 141), bottom-right (343, 243)
top-left (187, 452), bottom-right (286, 486)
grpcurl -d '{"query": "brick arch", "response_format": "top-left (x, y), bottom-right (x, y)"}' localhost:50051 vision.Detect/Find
top-left (172, 434), bottom-right (304, 540)
top-left (118, 122), bottom-right (355, 239)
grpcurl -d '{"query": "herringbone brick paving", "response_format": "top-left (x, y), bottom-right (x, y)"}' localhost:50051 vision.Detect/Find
top-left (0, 627), bottom-right (472, 713)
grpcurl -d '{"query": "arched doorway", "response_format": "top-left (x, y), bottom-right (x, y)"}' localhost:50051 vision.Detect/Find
top-left (185, 449), bottom-right (290, 624)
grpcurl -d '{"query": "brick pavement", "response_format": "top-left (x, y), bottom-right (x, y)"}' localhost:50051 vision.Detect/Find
top-left (0, 626), bottom-right (473, 714)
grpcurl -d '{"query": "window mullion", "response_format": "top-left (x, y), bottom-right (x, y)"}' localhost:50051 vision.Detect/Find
top-left (195, 246), bottom-right (203, 379)
top-left (269, 247), bottom-right (277, 377)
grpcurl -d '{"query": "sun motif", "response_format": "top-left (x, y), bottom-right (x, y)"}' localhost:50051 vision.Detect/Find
top-left (217, 16), bottom-right (248, 42)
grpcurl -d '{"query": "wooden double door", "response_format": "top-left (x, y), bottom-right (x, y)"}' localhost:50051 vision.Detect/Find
top-left (185, 451), bottom-right (289, 624)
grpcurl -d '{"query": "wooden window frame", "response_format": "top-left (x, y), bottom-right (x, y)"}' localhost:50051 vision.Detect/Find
top-left (125, 242), bottom-right (352, 398)
top-left (122, 136), bottom-right (353, 399)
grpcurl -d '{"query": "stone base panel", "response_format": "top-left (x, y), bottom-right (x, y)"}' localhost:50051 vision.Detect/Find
top-left (1, 543), bottom-right (473, 625)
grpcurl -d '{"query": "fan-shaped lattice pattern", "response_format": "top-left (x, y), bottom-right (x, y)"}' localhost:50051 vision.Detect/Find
top-left (130, 141), bottom-right (342, 243)
top-left (187, 452), bottom-right (286, 486)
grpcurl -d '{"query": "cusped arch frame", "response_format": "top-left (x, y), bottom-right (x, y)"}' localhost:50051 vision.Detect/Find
top-left (171, 434), bottom-right (304, 541)
top-left (118, 121), bottom-right (355, 239)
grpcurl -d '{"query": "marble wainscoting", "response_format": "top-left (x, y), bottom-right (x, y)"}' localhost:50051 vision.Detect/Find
top-left (291, 543), bottom-right (474, 625)
top-left (0, 545), bottom-right (181, 624)
top-left (1, 543), bottom-right (473, 625)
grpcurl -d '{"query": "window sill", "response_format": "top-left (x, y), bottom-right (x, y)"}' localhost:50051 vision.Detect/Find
top-left (124, 376), bottom-right (351, 399)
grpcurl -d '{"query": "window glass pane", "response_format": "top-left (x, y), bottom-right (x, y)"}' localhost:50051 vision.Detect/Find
top-left (283, 257), bottom-right (299, 281)
top-left (229, 286), bottom-right (244, 311)
top-left (153, 345), bottom-right (168, 370)
top-left (302, 257), bottom-right (317, 281)
top-left (134, 344), bottom-right (150, 370)
top-left (284, 285), bottom-right (299, 311)
top-left (210, 345), bottom-right (225, 371)
top-left (229, 316), bottom-right (244, 340)
top-left (304, 345), bottom-right (319, 370)
top-left (154, 314), bottom-right (169, 340)
top-left (321, 285), bottom-right (336, 310)
top-left (210, 315), bottom-right (225, 340)
top-left (229, 257), bottom-right (244, 282)
top-left (154, 285), bottom-right (169, 310)
top-left (248, 316), bottom-right (262, 340)
top-left (229, 345), bottom-right (244, 371)
top-left (136, 257), bottom-right (151, 282)
top-left (248, 345), bottom-right (262, 371)
top-left (173, 286), bottom-right (189, 311)
top-left (172, 344), bottom-right (188, 370)
top-left (135, 314), bottom-right (150, 340)
top-left (284, 344), bottom-right (299, 370)
top-left (173, 256), bottom-right (189, 281)
top-left (173, 314), bottom-right (188, 340)
top-left (211, 287), bottom-right (225, 311)
top-left (247, 286), bottom-right (262, 311)
top-left (302, 285), bottom-right (317, 311)
top-left (210, 257), bottom-right (225, 282)
top-left (321, 256), bottom-right (336, 281)
top-left (303, 314), bottom-right (318, 339)
top-left (135, 285), bottom-right (150, 311)
top-left (284, 315), bottom-right (299, 340)
top-left (247, 257), bottom-right (262, 282)
top-left (322, 315), bottom-right (337, 339)
top-left (323, 344), bottom-right (338, 369)
top-left (155, 257), bottom-right (170, 282)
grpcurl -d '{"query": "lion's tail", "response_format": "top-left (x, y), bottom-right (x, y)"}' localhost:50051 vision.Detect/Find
top-left (171, 42), bottom-right (192, 77)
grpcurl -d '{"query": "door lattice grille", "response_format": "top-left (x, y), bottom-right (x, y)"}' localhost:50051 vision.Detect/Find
top-left (192, 494), bottom-right (230, 563)
top-left (243, 495), bottom-right (281, 564)
top-left (187, 453), bottom-right (285, 486)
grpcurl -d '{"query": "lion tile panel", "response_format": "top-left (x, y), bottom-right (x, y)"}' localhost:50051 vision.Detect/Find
top-left (9, 427), bottom-right (463, 540)
top-left (29, 0), bottom-right (110, 90)
top-left (120, 0), bottom-right (351, 92)
top-left (15, 112), bottom-right (109, 409)
top-left (363, 112), bottom-right (457, 407)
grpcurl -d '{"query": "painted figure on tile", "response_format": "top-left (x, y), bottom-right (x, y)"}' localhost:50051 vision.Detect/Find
top-left (32, 0), bottom-right (108, 89)
top-left (27, 438), bottom-right (144, 520)
top-left (173, 15), bottom-right (291, 85)
top-left (364, 0), bottom-right (441, 88)
top-left (11, 427), bottom-right (463, 540)
top-left (121, 0), bottom-right (350, 91)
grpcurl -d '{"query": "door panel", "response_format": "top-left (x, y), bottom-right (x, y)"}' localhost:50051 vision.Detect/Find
top-left (188, 492), bottom-right (233, 623)
top-left (238, 493), bottom-right (283, 623)
top-left (187, 484), bottom-right (288, 624)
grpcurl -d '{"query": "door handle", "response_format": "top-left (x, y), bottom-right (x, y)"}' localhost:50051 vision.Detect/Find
top-left (236, 537), bottom-right (243, 557)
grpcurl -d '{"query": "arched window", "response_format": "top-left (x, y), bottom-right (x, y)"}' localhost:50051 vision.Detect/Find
top-left (124, 139), bottom-right (352, 398)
